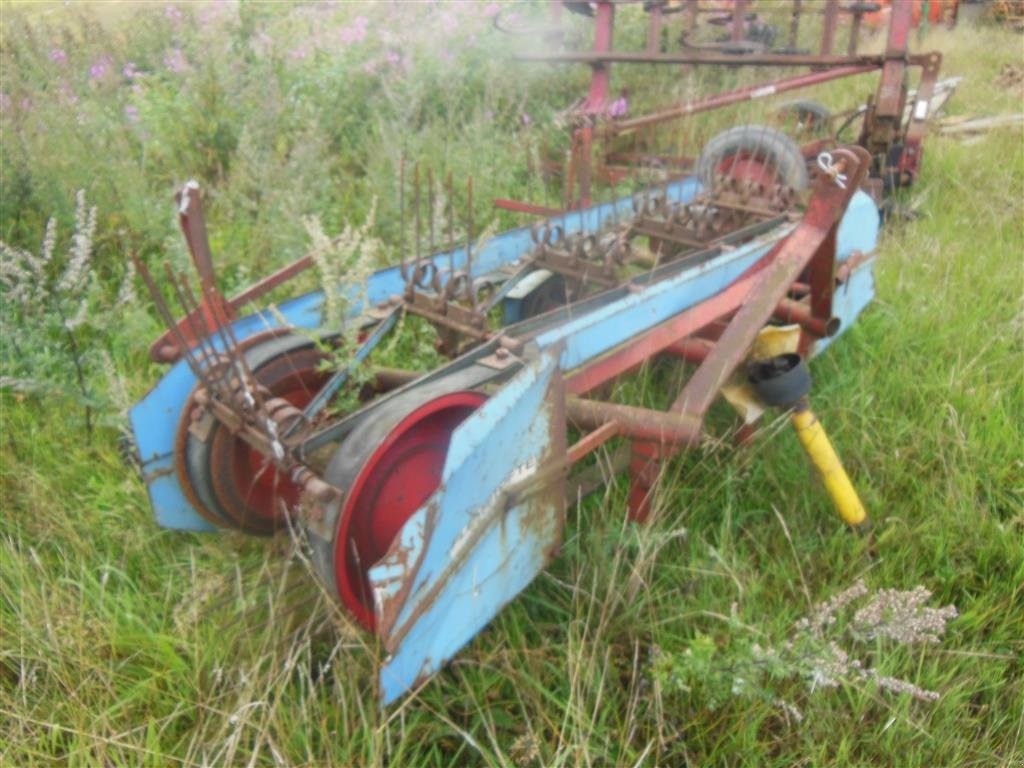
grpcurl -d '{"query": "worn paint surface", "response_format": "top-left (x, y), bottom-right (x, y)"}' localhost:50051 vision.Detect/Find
top-left (369, 350), bottom-right (566, 705)
top-left (813, 254), bottom-right (876, 354)
top-left (132, 183), bottom-right (877, 533)
top-left (130, 181), bottom-right (698, 531)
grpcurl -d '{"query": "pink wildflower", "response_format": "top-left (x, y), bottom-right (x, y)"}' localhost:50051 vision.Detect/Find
top-left (339, 22), bottom-right (368, 45)
top-left (164, 4), bottom-right (183, 23)
top-left (123, 104), bottom-right (140, 124)
top-left (163, 48), bottom-right (189, 74)
top-left (483, 3), bottom-right (501, 18)
top-left (122, 61), bottom-right (139, 79)
top-left (50, 48), bottom-right (67, 65)
top-left (89, 54), bottom-right (113, 81)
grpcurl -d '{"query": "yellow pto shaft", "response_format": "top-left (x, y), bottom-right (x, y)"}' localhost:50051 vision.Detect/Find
top-left (790, 404), bottom-right (867, 526)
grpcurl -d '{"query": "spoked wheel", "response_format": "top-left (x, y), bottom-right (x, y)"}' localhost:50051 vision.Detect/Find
top-left (179, 333), bottom-right (333, 535)
top-left (775, 99), bottom-right (832, 140)
top-left (317, 374), bottom-right (488, 630)
top-left (696, 124), bottom-right (809, 190)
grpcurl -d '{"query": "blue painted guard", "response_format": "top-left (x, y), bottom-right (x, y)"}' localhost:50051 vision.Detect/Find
top-left (368, 349), bottom-right (566, 705)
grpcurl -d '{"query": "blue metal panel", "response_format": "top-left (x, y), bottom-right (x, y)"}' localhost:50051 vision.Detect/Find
top-left (836, 190), bottom-right (879, 261)
top-left (369, 351), bottom-right (564, 705)
top-left (534, 236), bottom-right (774, 371)
top-left (813, 255), bottom-right (876, 355)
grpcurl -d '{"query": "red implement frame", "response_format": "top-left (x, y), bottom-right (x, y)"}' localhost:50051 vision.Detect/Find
top-left (552, 145), bottom-right (871, 519)
top-left (516, 0), bottom-right (939, 208)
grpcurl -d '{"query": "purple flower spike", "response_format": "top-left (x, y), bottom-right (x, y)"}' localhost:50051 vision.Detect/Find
top-left (89, 54), bottom-right (113, 81)
top-left (164, 48), bottom-right (189, 74)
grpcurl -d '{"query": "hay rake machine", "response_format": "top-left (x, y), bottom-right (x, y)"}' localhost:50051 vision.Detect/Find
top-left (129, 2), bottom-right (946, 704)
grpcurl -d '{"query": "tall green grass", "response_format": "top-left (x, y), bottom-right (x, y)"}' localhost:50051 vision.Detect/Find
top-left (2, 3), bottom-right (1022, 766)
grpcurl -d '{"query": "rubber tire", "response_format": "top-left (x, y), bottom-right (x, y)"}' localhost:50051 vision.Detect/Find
top-left (777, 99), bottom-right (831, 135)
top-left (307, 364), bottom-right (497, 630)
top-left (696, 124), bottom-right (809, 190)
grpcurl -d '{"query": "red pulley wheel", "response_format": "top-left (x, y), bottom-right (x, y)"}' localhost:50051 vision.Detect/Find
top-left (179, 334), bottom-right (332, 535)
top-left (208, 345), bottom-right (330, 533)
top-left (326, 389), bottom-right (487, 630)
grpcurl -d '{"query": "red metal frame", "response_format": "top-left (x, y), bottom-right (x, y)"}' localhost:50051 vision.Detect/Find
top-left (516, 0), bottom-right (937, 209)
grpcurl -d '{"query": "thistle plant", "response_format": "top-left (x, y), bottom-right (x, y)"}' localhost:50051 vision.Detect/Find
top-left (651, 581), bottom-right (958, 721)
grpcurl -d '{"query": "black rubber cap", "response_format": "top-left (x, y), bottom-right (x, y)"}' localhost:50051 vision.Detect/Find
top-left (746, 353), bottom-right (812, 407)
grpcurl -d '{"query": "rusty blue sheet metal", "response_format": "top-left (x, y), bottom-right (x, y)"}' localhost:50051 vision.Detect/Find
top-left (131, 180), bottom-right (698, 532)
top-left (368, 349), bottom-right (566, 705)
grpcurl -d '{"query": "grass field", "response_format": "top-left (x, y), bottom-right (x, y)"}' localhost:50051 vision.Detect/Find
top-left (1, 3), bottom-right (1022, 766)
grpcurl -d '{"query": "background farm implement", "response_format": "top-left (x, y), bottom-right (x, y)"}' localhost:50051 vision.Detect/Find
top-left (129, 1), bottom-right (947, 704)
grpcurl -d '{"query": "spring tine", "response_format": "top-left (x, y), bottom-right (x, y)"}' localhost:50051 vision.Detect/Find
top-left (427, 167), bottom-right (435, 261)
top-left (169, 268), bottom-right (221, 378)
top-left (466, 176), bottom-right (478, 310)
top-left (164, 265), bottom-right (227, 397)
top-left (161, 265), bottom-right (216, 383)
top-left (414, 163), bottom-right (421, 265)
top-left (662, 156), bottom-right (670, 212)
top-left (171, 264), bottom-right (222, 369)
top-left (134, 256), bottom-right (206, 385)
top-left (167, 265), bottom-right (214, 370)
top-left (180, 262), bottom-right (240, 393)
top-left (399, 157), bottom-right (408, 282)
top-left (562, 148), bottom-right (571, 217)
top-left (465, 176), bottom-right (474, 274)
top-left (446, 171), bottom-right (455, 277)
top-left (180, 270), bottom-right (234, 392)
top-left (198, 273), bottom-right (268, 414)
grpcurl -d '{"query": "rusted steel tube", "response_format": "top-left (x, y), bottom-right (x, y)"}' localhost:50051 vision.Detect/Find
top-left (604, 65), bottom-right (876, 135)
top-left (774, 297), bottom-right (840, 338)
top-left (663, 337), bottom-right (713, 364)
top-left (566, 396), bottom-right (701, 446)
top-left (821, 0), bottom-right (840, 56)
top-left (567, 421), bottom-right (619, 464)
